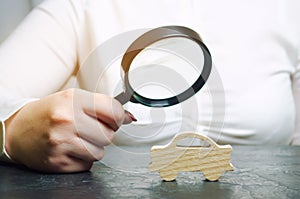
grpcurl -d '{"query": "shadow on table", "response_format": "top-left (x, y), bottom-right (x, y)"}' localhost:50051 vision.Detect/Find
top-left (151, 178), bottom-right (233, 198)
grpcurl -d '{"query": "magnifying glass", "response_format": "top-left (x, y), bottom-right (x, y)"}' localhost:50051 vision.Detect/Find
top-left (114, 26), bottom-right (212, 107)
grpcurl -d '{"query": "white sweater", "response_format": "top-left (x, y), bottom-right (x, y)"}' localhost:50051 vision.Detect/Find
top-left (1, 0), bottom-right (300, 159)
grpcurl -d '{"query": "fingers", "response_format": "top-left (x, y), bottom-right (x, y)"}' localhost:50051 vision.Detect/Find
top-left (75, 113), bottom-right (115, 147)
top-left (45, 137), bottom-right (105, 172)
top-left (68, 89), bottom-right (138, 164)
top-left (44, 154), bottom-right (94, 173)
top-left (92, 94), bottom-right (129, 130)
top-left (7, 88), bottom-right (137, 174)
top-left (64, 156), bottom-right (94, 173)
top-left (42, 89), bottom-right (139, 173)
top-left (77, 89), bottom-right (136, 130)
top-left (67, 137), bottom-right (105, 162)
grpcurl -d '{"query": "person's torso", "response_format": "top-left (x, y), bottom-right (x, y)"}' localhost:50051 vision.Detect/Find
top-left (74, 0), bottom-right (299, 145)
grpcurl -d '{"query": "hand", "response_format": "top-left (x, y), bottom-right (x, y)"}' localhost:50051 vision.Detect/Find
top-left (4, 89), bottom-right (135, 173)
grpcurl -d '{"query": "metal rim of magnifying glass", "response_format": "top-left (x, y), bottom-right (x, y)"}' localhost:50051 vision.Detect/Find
top-left (120, 26), bottom-right (212, 107)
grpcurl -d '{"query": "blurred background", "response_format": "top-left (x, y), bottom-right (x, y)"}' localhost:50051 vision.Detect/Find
top-left (0, 0), bottom-right (43, 43)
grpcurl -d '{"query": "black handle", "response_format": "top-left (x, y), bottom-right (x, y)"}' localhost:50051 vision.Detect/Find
top-left (114, 92), bottom-right (129, 105)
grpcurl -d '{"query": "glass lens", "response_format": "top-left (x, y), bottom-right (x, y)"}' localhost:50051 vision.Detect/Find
top-left (127, 37), bottom-right (204, 100)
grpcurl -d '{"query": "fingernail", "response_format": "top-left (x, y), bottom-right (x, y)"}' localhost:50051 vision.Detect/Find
top-left (125, 110), bottom-right (137, 122)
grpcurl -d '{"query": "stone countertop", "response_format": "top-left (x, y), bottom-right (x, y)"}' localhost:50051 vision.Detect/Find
top-left (0, 146), bottom-right (299, 199)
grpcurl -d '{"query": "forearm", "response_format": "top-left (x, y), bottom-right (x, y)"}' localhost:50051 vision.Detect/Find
top-left (0, 0), bottom-right (84, 160)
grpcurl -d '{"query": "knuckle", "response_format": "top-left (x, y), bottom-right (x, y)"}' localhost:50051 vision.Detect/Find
top-left (47, 131), bottom-right (65, 147)
top-left (60, 88), bottom-right (75, 101)
top-left (47, 156), bottom-right (62, 166)
top-left (48, 105), bottom-right (74, 125)
top-left (45, 89), bottom-right (77, 125)
top-left (48, 109), bottom-right (73, 125)
top-left (43, 155), bottom-right (69, 172)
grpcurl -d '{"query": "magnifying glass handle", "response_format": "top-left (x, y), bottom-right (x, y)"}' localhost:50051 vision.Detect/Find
top-left (115, 92), bottom-right (139, 105)
top-left (114, 92), bottom-right (128, 105)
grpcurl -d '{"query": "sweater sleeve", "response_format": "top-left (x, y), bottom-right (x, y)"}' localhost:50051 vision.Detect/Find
top-left (291, 51), bottom-right (300, 145)
top-left (0, 0), bottom-right (84, 160)
top-left (287, 1), bottom-right (300, 145)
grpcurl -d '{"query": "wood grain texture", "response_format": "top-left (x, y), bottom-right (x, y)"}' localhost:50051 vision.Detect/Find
top-left (149, 132), bottom-right (234, 181)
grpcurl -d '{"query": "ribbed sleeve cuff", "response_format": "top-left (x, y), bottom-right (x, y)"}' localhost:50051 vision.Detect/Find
top-left (0, 121), bottom-right (4, 156)
top-left (0, 120), bottom-right (14, 162)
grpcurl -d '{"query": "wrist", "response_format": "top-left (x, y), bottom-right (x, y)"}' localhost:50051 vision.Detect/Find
top-left (0, 121), bottom-right (4, 156)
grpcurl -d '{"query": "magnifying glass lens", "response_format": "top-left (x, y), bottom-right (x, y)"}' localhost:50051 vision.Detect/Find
top-left (128, 37), bottom-right (205, 101)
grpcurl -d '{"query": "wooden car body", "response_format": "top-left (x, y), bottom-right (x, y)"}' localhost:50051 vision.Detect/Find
top-left (149, 132), bottom-right (234, 181)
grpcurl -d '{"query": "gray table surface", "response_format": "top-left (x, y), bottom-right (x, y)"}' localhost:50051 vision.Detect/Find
top-left (0, 146), bottom-right (299, 199)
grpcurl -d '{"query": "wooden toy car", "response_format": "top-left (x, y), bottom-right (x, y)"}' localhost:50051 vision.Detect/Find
top-left (149, 132), bottom-right (234, 181)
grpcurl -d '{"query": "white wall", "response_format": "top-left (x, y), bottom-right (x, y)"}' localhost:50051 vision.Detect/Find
top-left (0, 0), bottom-right (44, 43)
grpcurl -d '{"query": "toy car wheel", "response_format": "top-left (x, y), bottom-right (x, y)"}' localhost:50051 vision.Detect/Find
top-left (159, 170), bottom-right (178, 181)
top-left (202, 170), bottom-right (222, 181)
